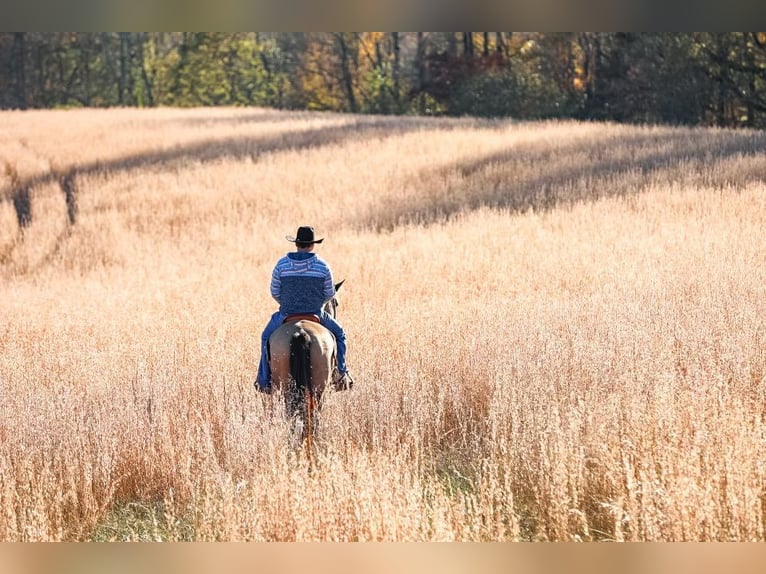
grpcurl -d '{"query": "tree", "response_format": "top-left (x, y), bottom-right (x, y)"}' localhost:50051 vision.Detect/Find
top-left (391, 32), bottom-right (401, 112)
top-left (414, 32), bottom-right (428, 113)
top-left (118, 32), bottom-right (130, 105)
top-left (12, 33), bottom-right (27, 109)
top-left (335, 33), bottom-right (358, 113)
top-left (463, 32), bottom-right (474, 57)
top-left (0, 32), bottom-right (761, 128)
top-left (295, 33), bottom-right (346, 111)
top-left (693, 32), bottom-right (766, 128)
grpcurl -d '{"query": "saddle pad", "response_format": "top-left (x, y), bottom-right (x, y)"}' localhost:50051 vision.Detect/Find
top-left (283, 313), bottom-right (321, 324)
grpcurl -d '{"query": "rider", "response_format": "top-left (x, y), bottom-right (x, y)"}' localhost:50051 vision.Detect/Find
top-left (255, 226), bottom-right (354, 393)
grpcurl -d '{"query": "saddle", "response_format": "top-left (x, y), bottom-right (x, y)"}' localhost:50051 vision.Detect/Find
top-left (283, 313), bottom-right (320, 324)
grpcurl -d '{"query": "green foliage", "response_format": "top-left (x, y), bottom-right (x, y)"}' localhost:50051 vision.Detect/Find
top-left (1, 33), bottom-right (764, 127)
top-left (408, 93), bottom-right (446, 116)
top-left (449, 69), bottom-right (571, 119)
top-left (361, 67), bottom-right (396, 114)
top-left (156, 33), bottom-right (273, 107)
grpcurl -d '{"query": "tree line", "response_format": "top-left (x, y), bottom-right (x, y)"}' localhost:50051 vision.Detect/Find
top-left (2, 32), bottom-right (765, 128)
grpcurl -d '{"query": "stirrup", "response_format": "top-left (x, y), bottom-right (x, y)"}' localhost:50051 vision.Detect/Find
top-left (332, 370), bottom-right (354, 391)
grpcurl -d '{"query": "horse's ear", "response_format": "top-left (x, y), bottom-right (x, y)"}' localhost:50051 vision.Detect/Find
top-left (335, 279), bottom-right (345, 292)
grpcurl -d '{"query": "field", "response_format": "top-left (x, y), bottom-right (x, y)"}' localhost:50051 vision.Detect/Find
top-left (2, 107), bottom-right (766, 541)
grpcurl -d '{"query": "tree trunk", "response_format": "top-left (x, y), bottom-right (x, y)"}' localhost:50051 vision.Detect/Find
top-left (119, 32), bottom-right (129, 105)
top-left (172, 32), bottom-right (191, 102)
top-left (744, 33), bottom-right (756, 127)
top-left (56, 38), bottom-right (66, 101)
top-left (463, 32), bottom-right (474, 57)
top-left (582, 33), bottom-right (601, 114)
top-left (34, 36), bottom-right (49, 107)
top-left (483, 32), bottom-right (490, 57)
top-left (392, 32), bottom-right (401, 111)
top-left (415, 32), bottom-right (427, 113)
top-left (138, 33), bottom-right (154, 106)
top-left (12, 33), bottom-right (27, 109)
top-left (80, 34), bottom-right (91, 106)
top-left (495, 32), bottom-right (505, 56)
top-left (336, 33), bottom-right (358, 113)
top-left (716, 35), bottom-right (727, 126)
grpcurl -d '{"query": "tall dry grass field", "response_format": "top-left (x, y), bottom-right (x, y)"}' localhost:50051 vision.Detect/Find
top-left (2, 107), bottom-right (766, 541)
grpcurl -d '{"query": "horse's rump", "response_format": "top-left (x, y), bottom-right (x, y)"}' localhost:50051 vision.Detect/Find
top-left (268, 320), bottom-right (335, 395)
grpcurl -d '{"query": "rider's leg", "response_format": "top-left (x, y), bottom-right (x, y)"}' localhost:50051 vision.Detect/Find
top-left (257, 311), bottom-right (285, 390)
top-left (319, 311), bottom-right (349, 374)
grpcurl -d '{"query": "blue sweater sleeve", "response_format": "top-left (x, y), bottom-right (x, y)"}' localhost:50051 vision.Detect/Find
top-left (323, 265), bottom-right (336, 302)
top-left (270, 263), bottom-right (281, 301)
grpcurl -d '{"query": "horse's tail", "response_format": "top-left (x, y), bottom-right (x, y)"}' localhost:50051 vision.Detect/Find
top-left (290, 328), bottom-right (313, 397)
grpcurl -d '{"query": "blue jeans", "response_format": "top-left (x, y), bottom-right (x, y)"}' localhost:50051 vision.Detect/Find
top-left (256, 311), bottom-right (348, 389)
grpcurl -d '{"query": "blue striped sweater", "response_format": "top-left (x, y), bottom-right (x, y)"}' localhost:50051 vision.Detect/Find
top-left (270, 252), bottom-right (336, 315)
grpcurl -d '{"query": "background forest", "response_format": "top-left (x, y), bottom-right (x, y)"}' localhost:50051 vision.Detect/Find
top-left (2, 32), bottom-right (766, 128)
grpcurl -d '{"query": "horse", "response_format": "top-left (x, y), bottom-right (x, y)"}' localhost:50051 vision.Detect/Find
top-left (267, 280), bottom-right (345, 444)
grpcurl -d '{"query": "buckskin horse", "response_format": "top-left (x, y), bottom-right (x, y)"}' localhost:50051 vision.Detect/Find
top-left (267, 280), bottom-right (347, 446)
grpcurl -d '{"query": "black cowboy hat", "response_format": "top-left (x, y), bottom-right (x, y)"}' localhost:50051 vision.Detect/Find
top-left (286, 226), bottom-right (324, 244)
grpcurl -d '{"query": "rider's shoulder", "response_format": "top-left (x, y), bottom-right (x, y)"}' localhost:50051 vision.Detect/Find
top-left (312, 254), bottom-right (332, 269)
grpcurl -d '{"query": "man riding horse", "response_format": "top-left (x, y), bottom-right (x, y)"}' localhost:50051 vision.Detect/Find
top-left (255, 226), bottom-right (354, 393)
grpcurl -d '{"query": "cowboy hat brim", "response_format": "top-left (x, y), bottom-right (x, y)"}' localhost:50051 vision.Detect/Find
top-left (285, 235), bottom-right (324, 244)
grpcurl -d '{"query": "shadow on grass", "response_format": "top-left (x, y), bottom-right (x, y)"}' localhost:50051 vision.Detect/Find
top-left (366, 126), bottom-right (766, 231)
top-left (0, 113), bottom-right (466, 265)
top-left (0, 114), bottom-right (469, 205)
top-left (5, 117), bottom-right (765, 244)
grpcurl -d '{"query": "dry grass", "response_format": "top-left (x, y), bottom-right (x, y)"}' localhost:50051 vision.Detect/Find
top-left (1, 107), bottom-right (766, 541)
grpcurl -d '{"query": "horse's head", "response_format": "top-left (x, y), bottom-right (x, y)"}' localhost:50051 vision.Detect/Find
top-left (323, 279), bottom-right (345, 319)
